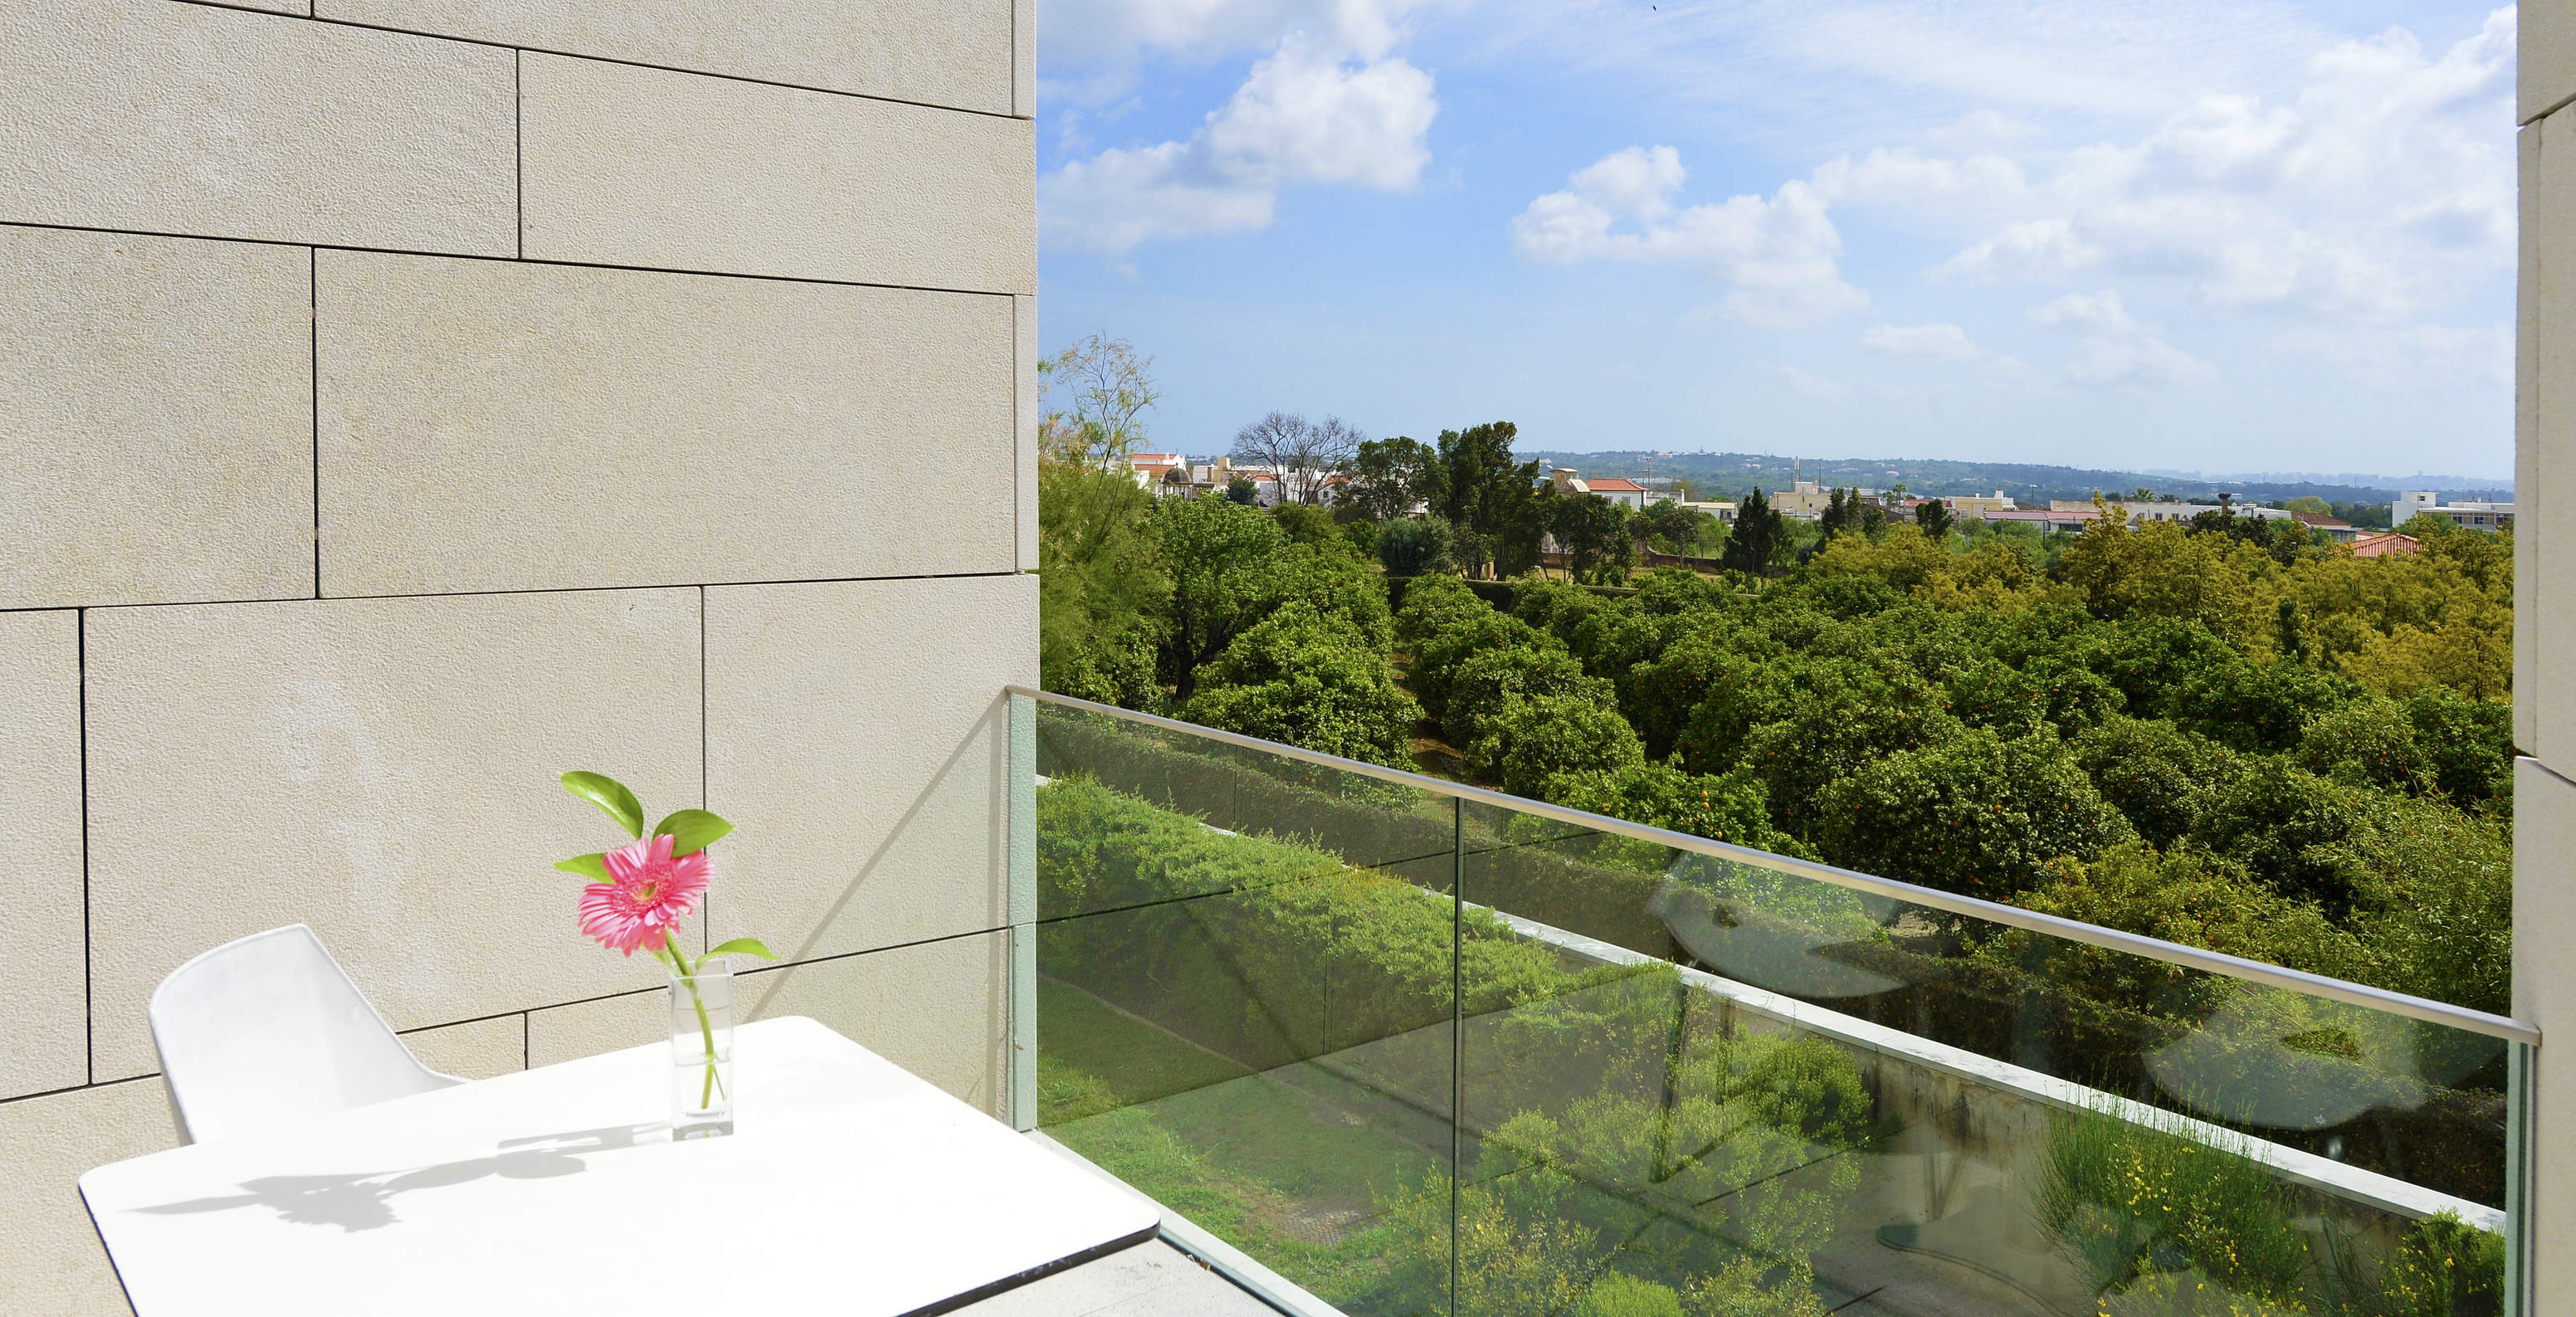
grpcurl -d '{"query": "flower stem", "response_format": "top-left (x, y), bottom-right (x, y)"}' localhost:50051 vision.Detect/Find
top-left (670, 942), bottom-right (728, 1110)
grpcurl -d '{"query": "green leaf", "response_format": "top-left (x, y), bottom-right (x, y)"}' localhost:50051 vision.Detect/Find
top-left (703, 937), bottom-right (778, 962)
top-left (553, 852), bottom-right (610, 880)
top-left (651, 808), bottom-right (734, 857)
top-left (561, 772), bottom-right (643, 839)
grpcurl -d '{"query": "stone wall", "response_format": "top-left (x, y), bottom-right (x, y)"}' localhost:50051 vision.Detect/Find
top-left (0, 1), bottom-right (1035, 1310)
top-left (2527, 11), bottom-right (2576, 1311)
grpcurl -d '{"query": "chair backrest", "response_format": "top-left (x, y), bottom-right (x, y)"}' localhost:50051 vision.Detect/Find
top-left (148, 924), bottom-right (465, 1144)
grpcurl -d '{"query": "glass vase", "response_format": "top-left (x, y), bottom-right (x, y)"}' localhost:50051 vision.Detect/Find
top-left (669, 966), bottom-right (734, 1139)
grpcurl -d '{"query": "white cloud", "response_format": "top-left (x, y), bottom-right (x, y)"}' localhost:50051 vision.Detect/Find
top-left (1900, 11), bottom-right (2516, 322)
top-left (1861, 323), bottom-right (1982, 363)
top-left (1039, 0), bottom-right (1425, 100)
top-left (1042, 37), bottom-right (1438, 254)
top-left (1508, 146), bottom-right (1868, 329)
top-left (2027, 289), bottom-right (2213, 385)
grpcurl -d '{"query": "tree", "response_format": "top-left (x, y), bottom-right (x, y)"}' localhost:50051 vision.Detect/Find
top-left (1340, 436), bottom-right (1442, 521)
top-left (1270, 502), bottom-right (1340, 547)
top-left (1225, 476), bottom-right (1258, 505)
top-left (1378, 516), bottom-right (1456, 575)
top-left (1809, 728), bottom-right (2134, 902)
top-left (2068, 718), bottom-right (2235, 850)
top-left (1639, 500), bottom-right (1717, 556)
top-left (1038, 333), bottom-right (1159, 472)
top-left (1180, 602), bottom-right (1421, 768)
top-left (1552, 493), bottom-right (1635, 583)
top-left (1435, 422), bottom-right (1545, 579)
top-left (1232, 412), bottom-right (1364, 505)
top-left (1036, 460), bottom-right (1169, 710)
top-left (1914, 498), bottom-right (1954, 539)
top-left (1493, 695), bottom-right (1646, 799)
top-left (1151, 496), bottom-right (1287, 699)
top-left (1720, 488), bottom-right (1790, 578)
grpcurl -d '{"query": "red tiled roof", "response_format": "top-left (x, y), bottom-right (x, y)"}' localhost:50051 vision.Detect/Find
top-left (1585, 478), bottom-right (1646, 491)
top-left (2352, 533), bottom-right (2419, 559)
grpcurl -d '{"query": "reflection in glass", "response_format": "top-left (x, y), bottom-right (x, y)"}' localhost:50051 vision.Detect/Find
top-left (1027, 700), bottom-right (2516, 1316)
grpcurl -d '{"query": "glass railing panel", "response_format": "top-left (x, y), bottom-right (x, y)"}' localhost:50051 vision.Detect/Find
top-left (1456, 798), bottom-right (2512, 1316)
top-left (1034, 703), bottom-right (1456, 922)
top-left (1018, 691), bottom-right (2522, 1316)
top-left (1032, 707), bottom-right (1458, 1315)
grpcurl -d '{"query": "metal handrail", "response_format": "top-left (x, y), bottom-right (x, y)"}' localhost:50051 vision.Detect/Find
top-left (1010, 685), bottom-right (2540, 1047)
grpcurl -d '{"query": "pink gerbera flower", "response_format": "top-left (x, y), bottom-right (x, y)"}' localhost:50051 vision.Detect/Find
top-left (578, 833), bottom-right (711, 956)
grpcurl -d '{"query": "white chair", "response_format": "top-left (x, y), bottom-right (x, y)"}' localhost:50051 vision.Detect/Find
top-left (149, 924), bottom-right (466, 1145)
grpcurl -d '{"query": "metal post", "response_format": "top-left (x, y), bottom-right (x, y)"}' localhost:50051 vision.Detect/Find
top-left (2510, 1038), bottom-right (2538, 1315)
top-left (1007, 693), bottom-right (1038, 1133)
top-left (1449, 795), bottom-right (1463, 1317)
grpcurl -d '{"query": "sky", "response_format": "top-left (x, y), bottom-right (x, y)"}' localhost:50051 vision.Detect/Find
top-left (1033, 0), bottom-right (2520, 480)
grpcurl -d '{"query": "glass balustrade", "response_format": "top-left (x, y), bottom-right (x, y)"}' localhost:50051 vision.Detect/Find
top-left (1017, 690), bottom-right (2532, 1317)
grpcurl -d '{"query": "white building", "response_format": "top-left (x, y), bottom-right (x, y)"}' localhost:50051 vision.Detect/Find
top-left (2393, 491), bottom-right (2515, 530)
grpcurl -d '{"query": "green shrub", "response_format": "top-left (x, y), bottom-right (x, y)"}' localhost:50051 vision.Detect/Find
top-left (1808, 728), bottom-right (2132, 901)
top-left (1573, 1272), bottom-right (1685, 1317)
top-left (1494, 693), bottom-right (1646, 799)
top-left (2401, 685), bottom-right (2514, 808)
top-left (2299, 698), bottom-right (2432, 794)
top-left (1378, 515), bottom-right (1455, 576)
top-left (2071, 718), bottom-right (2236, 850)
top-left (2001, 846), bottom-right (2363, 1020)
top-left (2188, 759), bottom-right (2374, 914)
top-left (2032, 1103), bottom-right (2312, 1307)
top-left (1411, 609), bottom-right (1550, 723)
top-left (1543, 760), bottom-right (1801, 855)
top-left (1445, 643), bottom-right (1603, 763)
top-left (1181, 602), bottom-right (1421, 768)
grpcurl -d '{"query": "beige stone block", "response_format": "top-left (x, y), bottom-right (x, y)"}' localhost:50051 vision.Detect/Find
top-left (527, 990), bottom-right (664, 1069)
top-left (2525, 122), bottom-right (2544, 757)
top-left (0, 1079), bottom-right (178, 1316)
top-left (400, 1015), bottom-right (524, 1080)
top-left (0, 227), bottom-right (312, 610)
top-left (2517, 758), bottom-right (2576, 1301)
top-left (519, 53), bottom-right (1035, 294)
top-left (2530, 0), bottom-right (2576, 126)
top-left (84, 589), bottom-right (703, 1080)
top-left (2530, 110), bottom-right (2576, 773)
top-left (0, 1), bottom-right (513, 254)
top-left (315, 0), bottom-right (1011, 115)
top-left (705, 576), bottom-right (1036, 966)
top-left (1014, 0), bottom-right (1035, 119)
top-left (317, 251), bottom-right (1016, 596)
top-left (1016, 294), bottom-right (1039, 572)
top-left (741, 933), bottom-right (1008, 1118)
top-left (0, 612), bottom-right (83, 1100)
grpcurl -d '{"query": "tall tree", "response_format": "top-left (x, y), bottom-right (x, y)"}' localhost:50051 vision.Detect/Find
top-left (1339, 435), bottom-right (1442, 521)
top-left (1152, 497), bottom-right (1288, 698)
top-left (1915, 497), bottom-right (1954, 539)
top-left (1037, 333), bottom-right (1159, 473)
top-left (1722, 488), bottom-right (1789, 577)
top-left (1232, 412), bottom-right (1364, 505)
top-left (1553, 493), bottom-right (1635, 583)
top-left (1435, 422), bottom-right (1544, 580)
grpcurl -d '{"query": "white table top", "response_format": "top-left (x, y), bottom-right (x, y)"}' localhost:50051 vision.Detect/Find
top-left (80, 1017), bottom-right (1158, 1316)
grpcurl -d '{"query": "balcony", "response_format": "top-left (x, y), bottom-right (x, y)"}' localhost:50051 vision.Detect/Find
top-left (1009, 689), bottom-right (2530, 1316)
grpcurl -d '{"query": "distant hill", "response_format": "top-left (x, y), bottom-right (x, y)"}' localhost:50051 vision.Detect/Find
top-left (1520, 450), bottom-right (2513, 511)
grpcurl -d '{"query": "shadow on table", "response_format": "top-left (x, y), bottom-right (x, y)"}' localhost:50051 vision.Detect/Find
top-left (130, 1123), bottom-right (660, 1232)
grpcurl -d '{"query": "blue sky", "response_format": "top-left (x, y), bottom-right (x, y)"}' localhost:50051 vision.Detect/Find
top-left (1033, 1), bottom-right (2518, 479)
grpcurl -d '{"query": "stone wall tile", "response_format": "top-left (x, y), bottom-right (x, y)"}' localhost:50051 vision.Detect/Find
top-left (399, 1015), bottom-right (525, 1080)
top-left (0, 227), bottom-right (312, 609)
top-left (317, 251), bottom-right (1016, 596)
top-left (525, 991), bottom-right (664, 1069)
top-left (2530, 110), bottom-right (2576, 773)
top-left (316, 0), bottom-right (1011, 114)
top-left (520, 53), bottom-right (1034, 294)
top-left (2528, 0), bottom-right (2576, 127)
top-left (85, 589), bottom-right (703, 1080)
top-left (705, 576), bottom-right (1037, 965)
top-left (0, 1079), bottom-right (178, 1316)
top-left (0, 1), bottom-right (513, 253)
top-left (0, 612), bottom-right (84, 1099)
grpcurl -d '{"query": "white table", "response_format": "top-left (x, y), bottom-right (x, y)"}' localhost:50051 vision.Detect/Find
top-left (80, 1017), bottom-right (1159, 1315)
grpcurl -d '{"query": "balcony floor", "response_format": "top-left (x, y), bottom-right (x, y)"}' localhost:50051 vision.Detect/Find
top-left (956, 1238), bottom-right (1282, 1316)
